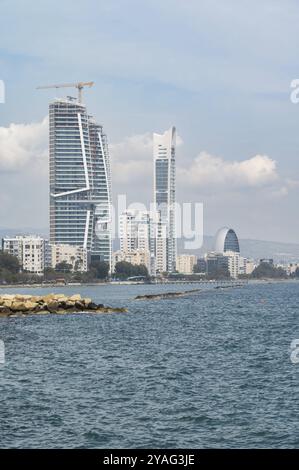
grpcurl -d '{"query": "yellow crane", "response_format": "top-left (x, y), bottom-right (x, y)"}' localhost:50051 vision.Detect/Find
top-left (36, 81), bottom-right (94, 103)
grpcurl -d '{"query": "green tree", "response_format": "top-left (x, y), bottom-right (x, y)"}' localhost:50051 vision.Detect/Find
top-left (55, 261), bottom-right (73, 273)
top-left (0, 251), bottom-right (20, 274)
top-left (114, 261), bottom-right (148, 279)
top-left (251, 262), bottom-right (287, 279)
top-left (89, 261), bottom-right (109, 279)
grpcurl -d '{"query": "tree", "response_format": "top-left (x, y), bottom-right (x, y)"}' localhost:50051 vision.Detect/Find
top-left (114, 261), bottom-right (149, 279)
top-left (89, 261), bottom-right (109, 279)
top-left (251, 262), bottom-right (287, 279)
top-left (0, 251), bottom-right (20, 274)
top-left (206, 266), bottom-right (230, 280)
top-left (55, 261), bottom-right (73, 273)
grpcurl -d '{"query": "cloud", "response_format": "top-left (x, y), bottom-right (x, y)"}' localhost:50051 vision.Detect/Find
top-left (110, 132), bottom-right (183, 184)
top-left (110, 133), bottom-right (153, 184)
top-left (178, 152), bottom-right (279, 189)
top-left (0, 117), bottom-right (48, 172)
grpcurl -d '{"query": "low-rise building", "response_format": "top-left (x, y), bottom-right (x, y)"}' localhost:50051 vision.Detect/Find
top-left (206, 252), bottom-right (229, 277)
top-left (112, 249), bottom-right (151, 274)
top-left (176, 254), bottom-right (197, 274)
top-left (2, 235), bottom-right (47, 275)
top-left (51, 244), bottom-right (88, 272)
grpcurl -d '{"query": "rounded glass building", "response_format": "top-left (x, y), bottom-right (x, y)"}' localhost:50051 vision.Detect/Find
top-left (215, 227), bottom-right (240, 253)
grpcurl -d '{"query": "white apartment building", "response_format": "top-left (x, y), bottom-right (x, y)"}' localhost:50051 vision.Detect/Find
top-left (51, 244), bottom-right (88, 272)
top-left (176, 254), bottom-right (197, 274)
top-left (119, 209), bottom-right (167, 276)
top-left (223, 250), bottom-right (240, 279)
top-left (2, 236), bottom-right (48, 275)
top-left (119, 210), bottom-right (151, 253)
top-left (153, 127), bottom-right (177, 273)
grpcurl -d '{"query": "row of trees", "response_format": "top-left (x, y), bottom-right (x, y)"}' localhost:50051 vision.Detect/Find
top-left (192, 261), bottom-right (289, 280)
top-left (0, 251), bottom-right (150, 284)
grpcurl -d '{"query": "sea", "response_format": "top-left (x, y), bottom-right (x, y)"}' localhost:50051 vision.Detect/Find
top-left (0, 281), bottom-right (298, 448)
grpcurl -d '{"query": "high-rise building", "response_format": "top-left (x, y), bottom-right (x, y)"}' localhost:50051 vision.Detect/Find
top-left (49, 97), bottom-right (112, 270)
top-left (153, 127), bottom-right (176, 273)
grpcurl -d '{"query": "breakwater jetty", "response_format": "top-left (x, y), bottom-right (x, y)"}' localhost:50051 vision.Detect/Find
top-left (0, 294), bottom-right (127, 317)
top-left (135, 288), bottom-right (202, 300)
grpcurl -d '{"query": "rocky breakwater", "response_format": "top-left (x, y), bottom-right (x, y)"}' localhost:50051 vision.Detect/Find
top-left (0, 294), bottom-right (127, 317)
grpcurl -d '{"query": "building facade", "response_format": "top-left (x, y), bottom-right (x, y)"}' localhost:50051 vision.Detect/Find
top-left (49, 97), bottom-right (112, 270)
top-left (206, 252), bottom-right (229, 277)
top-left (2, 236), bottom-right (48, 275)
top-left (176, 254), bottom-right (197, 274)
top-left (112, 249), bottom-right (151, 274)
top-left (215, 227), bottom-right (240, 254)
top-left (153, 127), bottom-right (176, 273)
top-left (51, 244), bottom-right (88, 272)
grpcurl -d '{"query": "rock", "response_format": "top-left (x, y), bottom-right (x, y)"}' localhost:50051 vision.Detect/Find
top-left (0, 293), bottom-right (126, 317)
top-left (75, 301), bottom-right (85, 310)
top-left (88, 302), bottom-right (98, 310)
top-left (46, 301), bottom-right (60, 313)
top-left (15, 294), bottom-right (33, 301)
top-left (1, 294), bottom-right (15, 301)
top-left (42, 294), bottom-right (57, 303)
top-left (24, 301), bottom-right (39, 311)
top-left (69, 294), bottom-right (82, 301)
top-left (10, 302), bottom-right (29, 312)
top-left (0, 306), bottom-right (11, 316)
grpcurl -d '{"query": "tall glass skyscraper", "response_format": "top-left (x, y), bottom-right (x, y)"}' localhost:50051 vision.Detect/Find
top-left (153, 127), bottom-right (176, 273)
top-left (49, 97), bottom-right (112, 269)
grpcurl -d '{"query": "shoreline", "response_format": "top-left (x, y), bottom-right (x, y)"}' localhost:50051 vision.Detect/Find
top-left (0, 278), bottom-right (296, 289)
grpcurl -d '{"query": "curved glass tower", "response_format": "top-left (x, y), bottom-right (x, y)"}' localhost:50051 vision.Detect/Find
top-left (49, 97), bottom-right (112, 270)
top-left (215, 227), bottom-right (240, 254)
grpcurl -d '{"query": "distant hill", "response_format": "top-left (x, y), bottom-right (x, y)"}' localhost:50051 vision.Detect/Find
top-left (178, 236), bottom-right (299, 263)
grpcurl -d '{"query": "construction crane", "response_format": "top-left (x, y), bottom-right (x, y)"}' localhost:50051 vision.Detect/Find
top-left (36, 81), bottom-right (94, 103)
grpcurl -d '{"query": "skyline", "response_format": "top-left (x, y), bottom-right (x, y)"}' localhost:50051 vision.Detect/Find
top-left (1, 1), bottom-right (299, 243)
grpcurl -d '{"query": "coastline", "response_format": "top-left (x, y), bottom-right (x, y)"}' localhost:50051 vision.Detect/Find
top-left (0, 278), bottom-right (296, 289)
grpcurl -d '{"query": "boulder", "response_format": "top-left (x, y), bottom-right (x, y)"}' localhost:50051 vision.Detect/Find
top-left (75, 301), bottom-right (85, 310)
top-left (1, 294), bottom-right (15, 301)
top-left (24, 301), bottom-right (39, 311)
top-left (88, 302), bottom-right (98, 310)
top-left (46, 301), bottom-right (60, 313)
top-left (15, 294), bottom-right (33, 301)
top-left (10, 302), bottom-right (29, 312)
top-left (69, 294), bottom-right (81, 301)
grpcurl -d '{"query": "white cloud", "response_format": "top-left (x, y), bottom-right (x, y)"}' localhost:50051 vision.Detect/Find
top-left (110, 133), bottom-right (153, 184)
top-left (0, 117), bottom-right (48, 172)
top-left (178, 152), bottom-right (279, 189)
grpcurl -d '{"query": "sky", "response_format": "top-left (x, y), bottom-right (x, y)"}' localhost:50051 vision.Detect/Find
top-left (0, 0), bottom-right (299, 243)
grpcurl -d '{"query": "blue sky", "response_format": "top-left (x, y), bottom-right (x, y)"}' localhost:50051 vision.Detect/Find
top-left (0, 0), bottom-right (299, 243)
